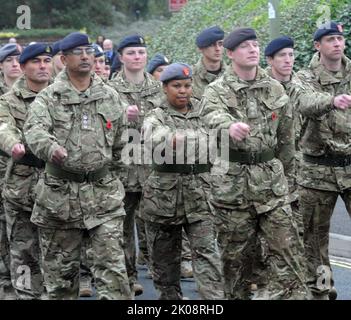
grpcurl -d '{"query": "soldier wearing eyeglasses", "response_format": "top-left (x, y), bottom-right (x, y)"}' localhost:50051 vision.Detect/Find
top-left (23, 32), bottom-right (132, 300)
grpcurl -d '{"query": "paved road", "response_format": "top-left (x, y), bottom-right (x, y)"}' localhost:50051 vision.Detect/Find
top-left (134, 256), bottom-right (351, 300)
top-left (331, 197), bottom-right (351, 236)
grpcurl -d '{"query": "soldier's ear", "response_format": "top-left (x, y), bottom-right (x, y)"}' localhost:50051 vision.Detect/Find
top-left (60, 54), bottom-right (67, 66)
top-left (266, 56), bottom-right (273, 66)
top-left (314, 40), bottom-right (321, 52)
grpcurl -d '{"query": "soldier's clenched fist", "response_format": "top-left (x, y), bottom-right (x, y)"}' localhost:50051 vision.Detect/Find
top-left (229, 122), bottom-right (250, 141)
top-left (11, 143), bottom-right (25, 160)
top-left (127, 105), bottom-right (139, 122)
top-left (51, 146), bottom-right (68, 166)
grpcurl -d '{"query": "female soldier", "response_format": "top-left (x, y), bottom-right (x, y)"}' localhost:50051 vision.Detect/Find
top-left (141, 62), bottom-right (224, 300)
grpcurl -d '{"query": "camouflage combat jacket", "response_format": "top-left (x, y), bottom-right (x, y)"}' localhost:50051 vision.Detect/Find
top-left (192, 58), bottom-right (226, 100)
top-left (200, 66), bottom-right (294, 222)
top-left (108, 70), bottom-right (163, 192)
top-left (141, 99), bottom-right (213, 225)
top-left (0, 72), bottom-right (10, 190)
top-left (0, 75), bottom-right (43, 210)
top-left (266, 67), bottom-right (308, 201)
top-left (0, 72), bottom-right (9, 96)
top-left (23, 71), bottom-right (127, 229)
top-left (297, 53), bottom-right (351, 191)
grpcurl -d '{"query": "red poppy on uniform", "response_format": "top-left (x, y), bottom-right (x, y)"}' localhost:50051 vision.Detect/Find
top-left (106, 119), bottom-right (112, 129)
top-left (271, 112), bottom-right (277, 121)
top-left (183, 67), bottom-right (190, 77)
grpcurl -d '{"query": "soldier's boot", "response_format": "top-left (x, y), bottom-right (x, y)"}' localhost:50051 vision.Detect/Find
top-left (180, 260), bottom-right (193, 278)
top-left (133, 282), bottom-right (144, 296)
top-left (79, 276), bottom-right (93, 297)
top-left (328, 287), bottom-right (337, 300)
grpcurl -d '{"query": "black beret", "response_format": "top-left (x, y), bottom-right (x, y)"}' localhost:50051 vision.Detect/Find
top-left (160, 62), bottom-right (192, 83)
top-left (92, 44), bottom-right (104, 58)
top-left (147, 53), bottom-right (170, 74)
top-left (196, 26), bottom-right (225, 48)
top-left (51, 40), bottom-right (61, 56)
top-left (264, 36), bottom-right (294, 57)
top-left (0, 44), bottom-right (20, 62)
top-left (224, 27), bottom-right (257, 50)
top-left (19, 43), bottom-right (52, 64)
top-left (60, 32), bottom-right (91, 52)
top-left (117, 35), bottom-right (146, 53)
top-left (314, 21), bottom-right (344, 41)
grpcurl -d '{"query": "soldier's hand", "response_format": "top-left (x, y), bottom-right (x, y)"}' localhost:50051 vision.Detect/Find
top-left (229, 122), bottom-right (250, 141)
top-left (333, 94), bottom-right (351, 110)
top-left (51, 146), bottom-right (68, 166)
top-left (172, 133), bottom-right (185, 149)
top-left (127, 105), bottom-right (139, 122)
top-left (11, 143), bottom-right (25, 160)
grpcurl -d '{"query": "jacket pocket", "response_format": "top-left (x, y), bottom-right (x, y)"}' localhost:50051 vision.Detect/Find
top-left (93, 174), bottom-right (125, 213)
top-left (142, 174), bottom-right (178, 217)
top-left (35, 173), bottom-right (72, 221)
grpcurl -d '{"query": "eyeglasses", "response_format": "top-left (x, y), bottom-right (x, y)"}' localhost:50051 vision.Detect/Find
top-left (67, 47), bottom-right (95, 56)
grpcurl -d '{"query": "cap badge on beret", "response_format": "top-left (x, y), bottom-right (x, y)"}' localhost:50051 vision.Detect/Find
top-left (164, 57), bottom-right (169, 64)
top-left (140, 37), bottom-right (144, 44)
top-left (337, 24), bottom-right (343, 33)
top-left (45, 46), bottom-right (51, 53)
top-left (183, 67), bottom-right (190, 77)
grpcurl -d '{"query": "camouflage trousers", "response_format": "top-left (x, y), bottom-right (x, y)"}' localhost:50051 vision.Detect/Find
top-left (3, 200), bottom-right (43, 299)
top-left (123, 192), bottom-right (141, 287)
top-left (250, 200), bottom-right (306, 289)
top-left (216, 204), bottom-right (308, 300)
top-left (80, 235), bottom-right (93, 280)
top-left (0, 199), bottom-right (14, 299)
top-left (38, 216), bottom-right (132, 300)
top-left (145, 219), bottom-right (224, 300)
top-left (137, 216), bottom-right (192, 266)
top-left (299, 186), bottom-right (348, 296)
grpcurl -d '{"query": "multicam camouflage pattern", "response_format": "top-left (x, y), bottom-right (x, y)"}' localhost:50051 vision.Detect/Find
top-left (24, 71), bottom-right (127, 229)
top-left (0, 75), bottom-right (45, 299)
top-left (0, 202), bottom-right (13, 300)
top-left (0, 71), bottom-right (15, 299)
top-left (200, 66), bottom-right (308, 299)
top-left (23, 70), bottom-right (131, 299)
top-left (200, 67), bottom-right (295, 215)
top-left (0, 72), bottom-right (9, 96)
top-left (108, 70), bottom-right (163, 290)
top-left (146, 220), bottom-right (224, 300)
top-left (108, 70), bottom-right (163, 192)
top-left (142, 99), bottom-right (224, 300)
top-left (297, 53), bottom-right (351, 191)
top-left (299, 187), bottom-right (339, 296)
top-left (192, 58), bottom-right (226, 100)
top-left (297, 53), bottom-right (351, 296)
top-left (39, 216), bottom-right (131, 300)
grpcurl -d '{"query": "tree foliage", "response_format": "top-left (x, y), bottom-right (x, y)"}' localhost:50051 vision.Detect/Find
top-left (0, 0), bottom-right (169, 31)
top-left (148, 0), bottom-right (351, 69)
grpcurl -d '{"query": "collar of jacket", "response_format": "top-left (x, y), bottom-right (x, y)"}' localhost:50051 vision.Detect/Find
top-left (160, 98), bottom-right (200, 118)
top-left (12, 75), bottom-right (40, 100)
top-left (309, 52), bottom-right (351, 86)
top-left (52, 70), bottom-right (106, 104)
top-left (110, 69), bottom-right (161, 95)
top-left (224, 66), bottom-right (273, 91)
top-left (265, 66), bottom-right (301, 89)
top-left (194, 57), bottom-right (226, 81)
